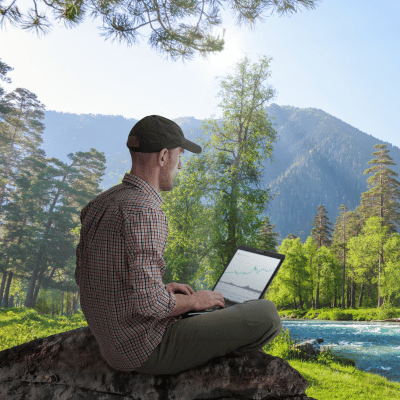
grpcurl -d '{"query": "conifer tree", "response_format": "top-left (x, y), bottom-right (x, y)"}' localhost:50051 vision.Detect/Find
top-left (312, 204), bottom-right (333, 248)
top-left (311, 204), bottom-right (333, 308)
top-left (359, 144), bottom-right (400, 232)
top-left (257, 216), bottom-right (279, 252)
top-left (0, 88), bottom-right (45, 214)
top-left (0, 58), bottom-right (13, 104)
top-left (0, 1), bottom-right (318, 61)
top-left (358, 144), bottom-right (400, 306)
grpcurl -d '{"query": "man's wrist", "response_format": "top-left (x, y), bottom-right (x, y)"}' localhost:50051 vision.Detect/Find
top-left (168, 293), bottom-right (197, 317)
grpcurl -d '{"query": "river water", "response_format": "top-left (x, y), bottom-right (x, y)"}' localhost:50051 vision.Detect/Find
top-left (281, 319), bottom-right (400, 383)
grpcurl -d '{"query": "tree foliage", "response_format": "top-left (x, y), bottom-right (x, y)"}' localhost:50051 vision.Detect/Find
top-left (0, 59), bottom-right (107, 309)
top-left (257, 215), bottom-right (279, 252)
top-left (159, 55), bottom-right (277, 288)
top-left (359, 144), bottom-right (400, 232)
top-left (0, 0), bottom-right (319, 60)
top-left (311, 204), bottom-right (333, 248)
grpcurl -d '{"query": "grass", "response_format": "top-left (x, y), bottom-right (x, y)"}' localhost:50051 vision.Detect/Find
top-left (290, 360), bottom-right (400, 400)
top-left (278, 306), bottom-right (400, 321)
top-left (2, 308), bottom-right (400, 399)
top-left (0, 307), bottom-right (88, 351)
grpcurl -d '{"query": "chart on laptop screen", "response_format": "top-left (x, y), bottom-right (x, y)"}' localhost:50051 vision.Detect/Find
top-left (214, 249), bottom-right (280, 303)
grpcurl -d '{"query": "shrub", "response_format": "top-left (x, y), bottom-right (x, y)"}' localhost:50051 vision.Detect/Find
top-left (21, 309), bottom-right (41, 322)
top-left (35, 298), bottom-right (52, 315)
top-left (263, 328), bottom-right (301, 360)
top-left (317, 311), bottom-right (331, 320)
top-left (377, 303), bottom-right (398, 320)
top-left (330, 309), bottom-right (353, 321)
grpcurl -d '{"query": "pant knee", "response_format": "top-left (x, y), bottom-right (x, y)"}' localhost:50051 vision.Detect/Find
top-left (259, 299), bottom-right (282, 333)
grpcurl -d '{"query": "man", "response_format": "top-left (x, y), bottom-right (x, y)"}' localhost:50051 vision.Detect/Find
top-left (75, 115), bottom-right (282, 375)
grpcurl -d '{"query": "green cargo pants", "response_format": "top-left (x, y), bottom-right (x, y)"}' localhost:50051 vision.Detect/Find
top-left (134, 299), bottom-right (282, 375)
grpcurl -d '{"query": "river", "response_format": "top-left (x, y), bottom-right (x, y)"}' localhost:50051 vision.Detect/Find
top-left (281, 319), bottom-right (400, 383)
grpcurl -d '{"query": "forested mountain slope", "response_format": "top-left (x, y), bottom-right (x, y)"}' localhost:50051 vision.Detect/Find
top-left (41, 106), bottom-right (400, 243)
top-left (264, 104), bottom-right (400, 241)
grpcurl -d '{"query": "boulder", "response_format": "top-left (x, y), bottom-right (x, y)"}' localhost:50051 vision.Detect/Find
top-left (292, 339), bottom-right (324, 359)
top-left (0, 327), bottom-right (316, 400)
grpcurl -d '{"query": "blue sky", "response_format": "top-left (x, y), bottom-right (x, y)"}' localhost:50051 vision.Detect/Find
top-left (1, 0), bottom-right (400, 148)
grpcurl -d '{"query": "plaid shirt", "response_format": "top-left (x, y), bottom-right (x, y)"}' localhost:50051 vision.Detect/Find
top-left (75, 173), bottom-right (181, 371)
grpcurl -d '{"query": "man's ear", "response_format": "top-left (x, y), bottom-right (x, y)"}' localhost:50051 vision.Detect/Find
top-left (158, 148), bottom-right (169, 167)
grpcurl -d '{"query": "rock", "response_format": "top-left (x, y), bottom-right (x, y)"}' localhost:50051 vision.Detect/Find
top-left (292, 339), bottom-right (324, 359)
top-left (0, 327), bottom-right (316, 400)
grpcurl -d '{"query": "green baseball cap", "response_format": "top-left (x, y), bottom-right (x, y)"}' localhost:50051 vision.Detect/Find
top-left (127, 115), bottom-right (202, 154)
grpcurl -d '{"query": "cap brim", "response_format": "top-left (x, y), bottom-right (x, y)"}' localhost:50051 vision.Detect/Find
top-left (182, 139), bottom-right (202, 154)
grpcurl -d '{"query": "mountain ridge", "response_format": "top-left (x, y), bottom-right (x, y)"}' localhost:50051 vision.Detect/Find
top-left (40, 105), bottom-right (400, 242)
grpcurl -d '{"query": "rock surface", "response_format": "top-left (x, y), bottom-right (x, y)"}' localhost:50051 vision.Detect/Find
top-left (292, 339), bottom-right (324, 359)
top-left (0, 327), bottom-right (316, 400)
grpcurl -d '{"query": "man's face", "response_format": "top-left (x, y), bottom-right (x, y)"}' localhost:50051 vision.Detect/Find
top-left (160, 147), bottom-right (184, 191)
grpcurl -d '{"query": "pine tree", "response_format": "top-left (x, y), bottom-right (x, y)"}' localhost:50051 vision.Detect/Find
top-left (311, 205), bottom-right (333, 248)
top-left (23, 149), bottom-right (106, 307)
top-left (0, 88), bottom-right (45, 215)
top-left (311, 204), bottom-right (333, 308)
top-left (359, 144), bottom-right (400, 232)
top-left (358, 144), bottom-right (400, 306)
top-left (0, 1), bottom-right (318, 61)
top-left (257, 216), bottom-right (279, 252)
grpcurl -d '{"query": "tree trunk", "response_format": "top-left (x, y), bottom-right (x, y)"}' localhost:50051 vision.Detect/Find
top-left (315, 266), bottom-right (320, 309)
top-left (0, 270), bottom-right (7, 307)
top-left (32, 264), bottom-right (53, 306)
top-left (378, 253), bottom-right (383, 307)
top-left (25, 240), bottom-right (49, 307)
top-left (72, 293), bottom-right (78, 314)
top-left (299, 293), bottom-right (303, 310)
top-left (341, 252), bottom-right (346, 309)
top-left (60, 291), bottom-right (64, 316)
top-left (3, 271), bottom-right (14, 308)
top-left (346, 278), bottom-right (351, 308)
top-left (351, 280), bottom-right (356, 308)
top-left (358, 283), bottom-right (364, 307)
top-left (333, 286), bottom-right (337, 308)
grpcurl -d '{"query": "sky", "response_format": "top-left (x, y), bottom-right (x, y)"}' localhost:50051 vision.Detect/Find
top-left (1, 0), bottom-right (400, 148)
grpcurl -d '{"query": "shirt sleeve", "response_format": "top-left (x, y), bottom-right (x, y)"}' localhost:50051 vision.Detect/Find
top-left (123, 208), bottom-right (176, 319)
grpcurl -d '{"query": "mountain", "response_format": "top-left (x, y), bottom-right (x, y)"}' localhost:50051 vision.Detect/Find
top-left (264, 104), bottom-right (400, 240)
top-left (40, 106), bottom-right (400, 242)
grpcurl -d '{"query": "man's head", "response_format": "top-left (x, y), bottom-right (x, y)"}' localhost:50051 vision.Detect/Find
top-left (126, 115), bottom-right (201, 193)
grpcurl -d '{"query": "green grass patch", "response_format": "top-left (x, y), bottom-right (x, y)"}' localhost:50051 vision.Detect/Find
top-left (289, 360), bottom-right (400, 400)
top-left (279, 306), bottom-right (400, 321)
top-left (0, 307), bottom-right (88, 351)
top-left (277, 309), bottom-right (307, 319)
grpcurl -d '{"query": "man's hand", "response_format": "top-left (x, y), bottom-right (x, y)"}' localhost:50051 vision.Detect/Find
top-left (191, 290), bottom-right (225, 311)
top-left (165, 282), bottom-right (195, 295)
top-left (166, 285), bottom-right (225, 316)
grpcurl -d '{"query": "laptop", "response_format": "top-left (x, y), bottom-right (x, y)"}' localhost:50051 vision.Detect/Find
top-left (181, 245), bottom-right (285, 318)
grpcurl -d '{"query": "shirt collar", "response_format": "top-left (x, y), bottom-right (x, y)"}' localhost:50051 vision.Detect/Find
top-left (122, 173), bottom-right (164, 206)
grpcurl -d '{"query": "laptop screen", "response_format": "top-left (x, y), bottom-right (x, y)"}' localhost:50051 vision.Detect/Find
top-left (213, 247), bottom-right (284, 304)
